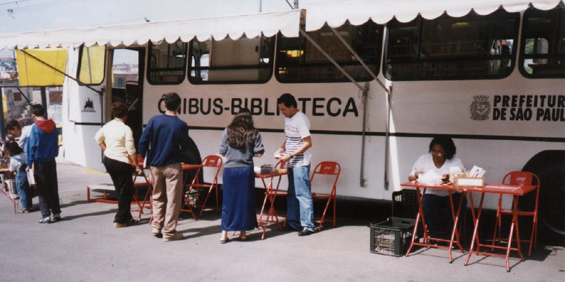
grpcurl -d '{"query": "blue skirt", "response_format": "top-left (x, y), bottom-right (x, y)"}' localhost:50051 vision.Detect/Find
top-left (221, 166), bottom-right (258, 231)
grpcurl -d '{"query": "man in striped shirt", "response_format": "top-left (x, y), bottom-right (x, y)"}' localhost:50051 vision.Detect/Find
top-left (275, 93), bottom-right (315, 236)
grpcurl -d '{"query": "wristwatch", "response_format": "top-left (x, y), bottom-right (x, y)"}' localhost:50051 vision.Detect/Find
top-left (288, 154), bottom-right (294, 160)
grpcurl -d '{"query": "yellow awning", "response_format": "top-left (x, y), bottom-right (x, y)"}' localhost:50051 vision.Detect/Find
top-left (15, 49), bottom-right (68, 86)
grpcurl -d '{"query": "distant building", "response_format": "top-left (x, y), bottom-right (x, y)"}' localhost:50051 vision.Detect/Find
top-left (0, 58), bottom-right (16, 80)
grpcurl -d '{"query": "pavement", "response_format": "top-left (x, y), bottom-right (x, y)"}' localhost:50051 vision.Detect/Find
top-left (0, 159), bottom-right (564, 281)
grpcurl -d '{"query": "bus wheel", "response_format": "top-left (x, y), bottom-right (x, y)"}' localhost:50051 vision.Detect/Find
top-left (522, 150), bottom-right (565, 246)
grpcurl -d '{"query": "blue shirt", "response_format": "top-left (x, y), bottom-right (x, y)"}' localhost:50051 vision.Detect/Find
top-left (27, 121), bottom-right (59, 165)
top-left (138, 114), bottom-right (189, 167)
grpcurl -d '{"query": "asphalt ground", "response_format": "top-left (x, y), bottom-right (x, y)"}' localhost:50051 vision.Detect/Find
top-left (0, 159), bottom-right (564, 281)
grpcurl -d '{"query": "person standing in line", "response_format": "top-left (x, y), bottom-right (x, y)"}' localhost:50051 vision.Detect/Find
top-left (139, 92), bottom-right (189, 242)
top-left (5, 141), bottom-right (32, 213)
top-left (219, 108), bottom-right (264, 243)
top-left (26, 104), bottom-right (61, 224)
top-left (95, 102), bottom-right (143, 228)
top-left (5, 120), bottom-right (32, 151)
top-left (274, 93), bottom-right (316, 236)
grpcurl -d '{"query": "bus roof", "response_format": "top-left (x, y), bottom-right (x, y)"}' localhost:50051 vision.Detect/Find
top-left (306, 0), bottom-right (562, 31)
top-left (0, 10), bottom-right (300, 50)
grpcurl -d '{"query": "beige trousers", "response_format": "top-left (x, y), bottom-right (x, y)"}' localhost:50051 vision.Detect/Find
top-left (150, 163), bottom-right (183, 238)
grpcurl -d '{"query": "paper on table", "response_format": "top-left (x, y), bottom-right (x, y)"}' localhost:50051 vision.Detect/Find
top-left (467, 165), bottom-right (485, 178)
top-left (417, 170), bottom-right (442, 182)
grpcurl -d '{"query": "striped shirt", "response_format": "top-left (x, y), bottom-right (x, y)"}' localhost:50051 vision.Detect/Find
top-left (284, 111), bottom-right (311, 167)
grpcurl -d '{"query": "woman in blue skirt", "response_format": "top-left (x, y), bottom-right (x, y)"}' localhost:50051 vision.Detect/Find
top-left (219, 108), bottom-right (264, 243)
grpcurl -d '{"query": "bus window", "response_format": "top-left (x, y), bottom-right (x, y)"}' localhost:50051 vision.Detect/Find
top-left (111, 49), bottom-right (139, 103)
top-left (385, 9), bottom-right (519, 81)
top-left (147, 40), bottom-right (187, 84)
top-left (520, 6), bottom-right (565, 78)
top-left (188, 35), bottom-right (274, 84)
top-left (276, 21), bottom-right (382, 83)
top-left (77, 45), bottom-right (106, 85)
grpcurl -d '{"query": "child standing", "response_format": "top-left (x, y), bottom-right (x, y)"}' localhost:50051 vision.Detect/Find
top-left (5, 141), bottom-right (32, 213)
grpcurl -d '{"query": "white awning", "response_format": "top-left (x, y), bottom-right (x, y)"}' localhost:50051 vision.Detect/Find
top-left (0, 10), bottom-right (300, 50)
top-left (305, 0), bottom-right (562, 31)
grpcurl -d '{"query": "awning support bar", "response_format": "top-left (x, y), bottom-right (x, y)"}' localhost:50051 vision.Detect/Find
top-left (298, 29), bottom-right (366, 92)
top-left (329, 27), bottom-right (389, 94)
top-left (329, 27), bottom-right (393, 189)
top-left (18, 49), bottom-right (102, 96)
top-left (15, 86), bottom-right (32, 106)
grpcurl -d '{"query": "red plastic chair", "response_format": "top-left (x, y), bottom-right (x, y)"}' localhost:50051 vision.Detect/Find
top-left (185, 155), bottom-right (223, 216)
top-left (310, 161), bottom-right (341, 230)
top-left (492, 171), bottom-right (540, 256)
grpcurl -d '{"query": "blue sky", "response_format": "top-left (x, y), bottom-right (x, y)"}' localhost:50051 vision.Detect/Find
top-left (0, 0), bottom-right (334, 33)
top-left (0, 0), bottom-right (337, 56)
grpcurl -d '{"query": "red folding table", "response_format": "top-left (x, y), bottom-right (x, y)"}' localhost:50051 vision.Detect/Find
top-left (463, 184), bottom-right (536, 272)
top-left (256, 169), bottom-right (288, 239)
top-left (401, 181), bottom-right (466, 262)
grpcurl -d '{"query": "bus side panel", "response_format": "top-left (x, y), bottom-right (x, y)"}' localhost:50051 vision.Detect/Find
top-left (62, 47), bottom-right (105, 172)
top-left (389, 73), bottom-right (565, 209)
top-left (141, 79), bottom-right (391, 200)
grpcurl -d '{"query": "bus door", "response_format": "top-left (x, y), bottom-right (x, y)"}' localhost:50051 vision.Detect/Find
top-left (110, 48), bottom-right (145, 150)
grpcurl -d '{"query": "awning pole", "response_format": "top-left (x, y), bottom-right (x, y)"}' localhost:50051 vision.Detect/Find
top-left (15, 86), bottom-right (32, 106)
top-left (384, 85), bottom-right (393, 190)
top-left (329, 27), bottom-right (389, 93)
top-left (18, 49), bottom-right (102, 96)
top-left (360, 83), bottom-right (369, 187)
top-left (329, 27), bottom-right (397, 189)
top-left (298, 29), bottom-right (366, 92)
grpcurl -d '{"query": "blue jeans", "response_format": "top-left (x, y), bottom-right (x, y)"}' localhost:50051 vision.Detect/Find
top-left (16, 170), bottom-right (32, 210)
top-left (287, 165), bottom-right (315, 231)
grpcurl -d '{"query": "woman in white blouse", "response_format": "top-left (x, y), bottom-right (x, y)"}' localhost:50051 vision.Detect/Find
top-left (95, 102), bottom-right (142, 228)
top-left (408, 136), bottom-right (467, 239)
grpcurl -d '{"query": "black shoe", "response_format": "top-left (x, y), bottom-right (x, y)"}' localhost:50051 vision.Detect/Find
top-left (127, 219), bottom-right (139, 225)
top-left (298, 227), bottom-right (315, 236)
top-left (282, 225), bottom-right (300, 232)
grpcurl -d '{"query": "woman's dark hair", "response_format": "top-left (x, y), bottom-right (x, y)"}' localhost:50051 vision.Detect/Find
top-left (111, 102), bottom-right (129, 118)
top-left (227, 108), bottom-right (256, 149)
top-left (5, 141), bottom-right (23, 156)
top-left (429, 136), bottom-right (457, 160)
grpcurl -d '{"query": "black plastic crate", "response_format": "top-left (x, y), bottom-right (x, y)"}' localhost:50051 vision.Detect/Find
top-left (392, 189), bottom-right (419, 219)
top-left (370, 217), bottom-right (416, 256)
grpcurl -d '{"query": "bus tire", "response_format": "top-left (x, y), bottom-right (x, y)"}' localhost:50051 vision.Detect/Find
top-left (522, 150), bottom-right (565, 246)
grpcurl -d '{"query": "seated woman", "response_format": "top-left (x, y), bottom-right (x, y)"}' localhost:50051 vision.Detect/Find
top-left (408, 136), bottom-right (467, 238)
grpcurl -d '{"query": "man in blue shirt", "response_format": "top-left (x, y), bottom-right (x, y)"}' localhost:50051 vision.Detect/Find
top-left (139, 92), bottom-right (189, 242)
top-left (26, 104), bottom-right (60, 224)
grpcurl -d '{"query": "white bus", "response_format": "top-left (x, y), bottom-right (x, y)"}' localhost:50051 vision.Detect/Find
top-left (2, 1), bottom-right (564, 243)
